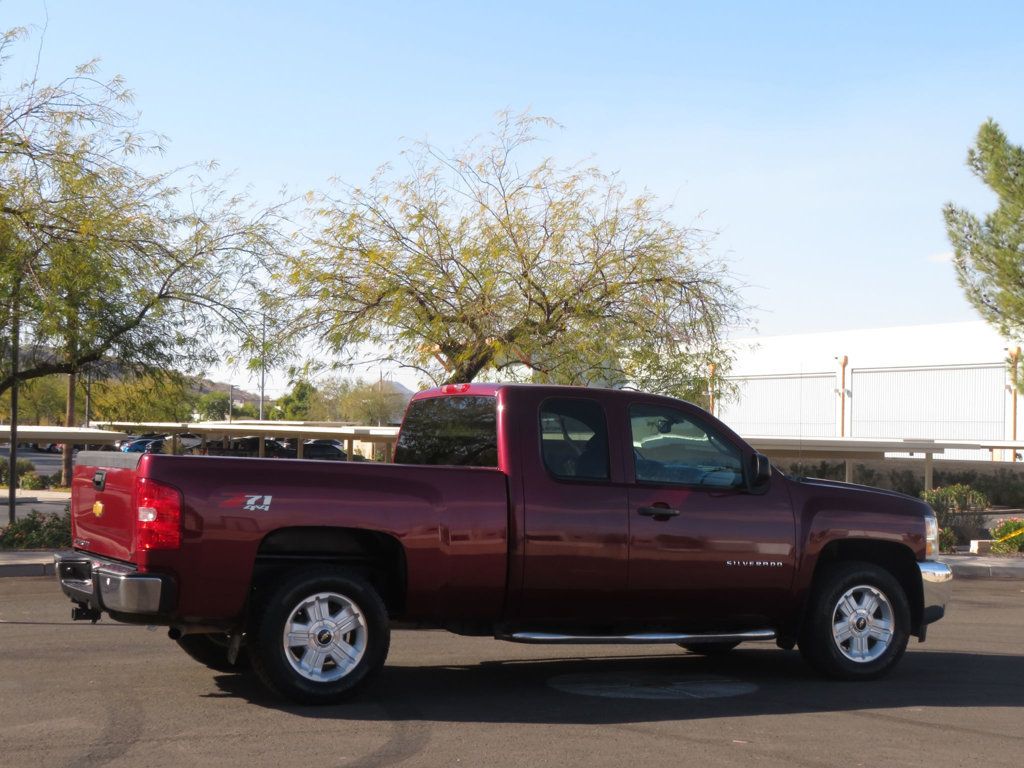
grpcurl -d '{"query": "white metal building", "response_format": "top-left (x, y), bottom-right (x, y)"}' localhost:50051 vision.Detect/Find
top-left (716, 321), bottom-right (1017, 460)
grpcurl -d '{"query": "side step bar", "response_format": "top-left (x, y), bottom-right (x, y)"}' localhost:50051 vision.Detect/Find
top-left (498, 629), bottom-right (776, 645)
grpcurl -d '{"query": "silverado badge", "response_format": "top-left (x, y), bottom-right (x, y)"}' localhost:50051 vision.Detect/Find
top-left (92, 500), bottom-right (104, 518)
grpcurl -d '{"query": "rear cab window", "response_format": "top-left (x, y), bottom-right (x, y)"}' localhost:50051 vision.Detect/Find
top-left (539, 398), bottom-right (610, 481)
top-left (394, 395), bottom-right (498, 467)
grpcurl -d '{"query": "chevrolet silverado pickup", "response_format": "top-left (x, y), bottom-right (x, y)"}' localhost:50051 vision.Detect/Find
top-left (56, 383), bottom-right (952, 704)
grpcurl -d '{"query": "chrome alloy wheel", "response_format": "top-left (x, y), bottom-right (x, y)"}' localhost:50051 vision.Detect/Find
top-left (282, 591), bottom-right (368, 683)
top-left (831, 584), bottom-right (894, 663)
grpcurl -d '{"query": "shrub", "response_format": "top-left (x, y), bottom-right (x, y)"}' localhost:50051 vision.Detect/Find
top-left (887, 469), bottom-right (923, 498)
top-left (932, 468), bottom-right (1024, 508)
top-left (920, 484), bottom-right (989, 545)
top-left (0, 458), bottom-right (39, 486)
top-left (18, 472), bottom-right (47, 490)
top-left (939, 527), bottom-right (958, 553)
top-left (990, 517), bottom-right (1024, 554)
top-left (787, 461), bottom-right (843, 481)
top-left (0, 509), bottom-right (72, 549)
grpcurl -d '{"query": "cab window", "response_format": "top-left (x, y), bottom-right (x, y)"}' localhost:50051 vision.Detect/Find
top-left (540, 399), bottom-right (610, 481)
top-left (394, 395), bottom-right (498, 466)
top-left (630, 404), bottom-right (742, 487)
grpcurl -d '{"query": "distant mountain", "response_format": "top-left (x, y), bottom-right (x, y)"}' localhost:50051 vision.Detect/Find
top-left (191, 378), bottom-right (261, 406)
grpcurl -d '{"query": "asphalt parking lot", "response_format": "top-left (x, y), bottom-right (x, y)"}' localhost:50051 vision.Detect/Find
top-left (0, 577), bottom-right (1022, 768)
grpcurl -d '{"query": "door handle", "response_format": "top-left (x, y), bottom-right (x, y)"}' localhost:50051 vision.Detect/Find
top-left (638, 505), bottom-right (680, 518)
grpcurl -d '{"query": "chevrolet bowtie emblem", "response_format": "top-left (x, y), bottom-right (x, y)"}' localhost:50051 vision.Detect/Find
top-left (92, 500), bottom-right (104, 518)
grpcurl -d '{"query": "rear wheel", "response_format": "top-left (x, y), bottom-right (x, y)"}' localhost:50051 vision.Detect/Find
top-left (250, 567), bottom-right (390, 704)
top-left (175, 633), bottom-right (248, 673)
top-left (799, 561), bottom-right (910, 679)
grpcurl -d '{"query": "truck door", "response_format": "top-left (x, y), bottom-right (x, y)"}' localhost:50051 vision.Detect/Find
top-left (625, 400), bottom-right (796, 629)
top-left (516, 394), bottom-right (629, 624)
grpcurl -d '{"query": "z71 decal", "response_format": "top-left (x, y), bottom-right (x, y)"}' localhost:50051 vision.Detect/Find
top-left (243, 495), bottom-right (273, 512)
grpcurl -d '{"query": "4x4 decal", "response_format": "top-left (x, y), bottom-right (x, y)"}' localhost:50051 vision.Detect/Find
top-left (243, 495), bottom-right (273, 512)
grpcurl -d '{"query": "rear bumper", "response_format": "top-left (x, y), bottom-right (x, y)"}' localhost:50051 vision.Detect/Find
top-left (917, 560), bottom-right (953, 633)
top-left (55, 551), bottom-right (175, 617)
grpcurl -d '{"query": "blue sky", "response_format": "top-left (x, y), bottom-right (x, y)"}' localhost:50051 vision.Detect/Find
top-left (4, 0), bottom-right (1023, 391)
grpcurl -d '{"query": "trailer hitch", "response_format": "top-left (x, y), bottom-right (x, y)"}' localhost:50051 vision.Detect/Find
top-left (71, 604), bottom-right (102, 623)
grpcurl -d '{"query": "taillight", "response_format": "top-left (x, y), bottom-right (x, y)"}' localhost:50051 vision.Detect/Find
top-left (441, 383), bottom-right (471, 394)
top-left (135, 477), bottom-right (182, 551)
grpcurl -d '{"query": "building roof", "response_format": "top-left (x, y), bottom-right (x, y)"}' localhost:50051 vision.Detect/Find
top-left (728, 321), bottom-right (1010, 376)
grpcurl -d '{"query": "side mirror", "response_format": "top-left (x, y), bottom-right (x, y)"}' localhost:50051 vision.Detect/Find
top-left (748, 452), bottom-right (772, 491)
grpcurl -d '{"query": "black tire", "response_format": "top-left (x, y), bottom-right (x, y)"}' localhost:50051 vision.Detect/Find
top-left (680, 641), bottom-right (741, 656)
top-left (799, 561), bottom-right (910, 680)
top-left (175, 633), bottom-right (249, 673)
top-left (249, 567), bottom-right (390, 705)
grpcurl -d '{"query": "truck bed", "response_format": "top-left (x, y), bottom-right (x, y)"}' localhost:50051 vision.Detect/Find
top-left (71, 452), bottom-right (510, 623)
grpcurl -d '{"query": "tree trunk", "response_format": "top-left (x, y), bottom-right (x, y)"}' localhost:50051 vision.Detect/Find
top-left (62, 371), bottom-right (76, 487)
top-left (7, 289), bottom-right (19, 525)
top-left (443, 345), bottom-right (493, 385)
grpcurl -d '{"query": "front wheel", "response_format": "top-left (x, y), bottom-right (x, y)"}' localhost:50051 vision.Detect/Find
top-left (250, 568), bottom-right (390, 704)
top-left (799, 561), bottom-right (910, 680)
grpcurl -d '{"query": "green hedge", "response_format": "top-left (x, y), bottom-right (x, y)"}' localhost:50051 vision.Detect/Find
top-left (0, 508), bottom-right (72, 549)
top-left (785, 461), bottom-right (1024, 506)
top-left (0, 459), bottom-right (38, 486)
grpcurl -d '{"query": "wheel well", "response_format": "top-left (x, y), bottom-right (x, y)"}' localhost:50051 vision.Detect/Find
top-left (252, 527), bottom-right (407, 616)
top-left (810, 540), bottom-right (923, 634)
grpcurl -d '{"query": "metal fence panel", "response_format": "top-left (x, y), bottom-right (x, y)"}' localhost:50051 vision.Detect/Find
top-left (719, 373), bottom-right (837, 437)
top-left (851, 365), bottom-right (1005, 460)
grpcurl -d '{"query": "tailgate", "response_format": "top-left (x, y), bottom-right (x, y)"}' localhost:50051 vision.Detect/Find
top-left (71, 451), bottom-right (143, 563)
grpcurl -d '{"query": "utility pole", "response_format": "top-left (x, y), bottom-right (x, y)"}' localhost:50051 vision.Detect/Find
top-left (838, 355), bottom-right (849, 437)
top-left (228, 384), bottom-right (234, 423)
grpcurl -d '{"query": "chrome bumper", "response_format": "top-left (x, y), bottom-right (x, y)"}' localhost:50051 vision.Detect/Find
top-left (918, 560), bottom-right (953, 634)
top-left (54, 552), bottom-right (174, 617)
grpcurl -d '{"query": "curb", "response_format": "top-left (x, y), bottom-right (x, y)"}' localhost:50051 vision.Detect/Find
top-left (0, 551), bottom-right (61, 579)
top-left (942, 561), bottom-right (1024, 580)
top-left (0, 561), bottom-right (56, 578)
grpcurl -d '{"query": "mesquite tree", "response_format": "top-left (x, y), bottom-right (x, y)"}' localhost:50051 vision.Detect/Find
top-left (0, 27), bottom-right (289, 484)
top-left (289, 112), bottom-right (743, 398)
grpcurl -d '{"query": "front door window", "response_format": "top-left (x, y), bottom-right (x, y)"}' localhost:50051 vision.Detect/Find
top-left (630, 404), bottom-right (743, 488)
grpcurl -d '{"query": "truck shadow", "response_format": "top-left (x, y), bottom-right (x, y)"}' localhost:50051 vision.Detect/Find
top-left (212, 648), bottom-right (1024, 725)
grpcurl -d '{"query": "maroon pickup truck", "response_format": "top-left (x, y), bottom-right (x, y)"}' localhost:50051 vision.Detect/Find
top-left (56, 383), bottom-right (952, 704)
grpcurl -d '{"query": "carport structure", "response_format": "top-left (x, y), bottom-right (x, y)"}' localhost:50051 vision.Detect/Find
top-left (743, 435), bottom-right (1005, 490)
top-left (18, 424), bottom-right (1009, 489)
top-left (0, 425), bottom-right (130, 447)
top-left (96, 421), bottom-right (401, 462)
